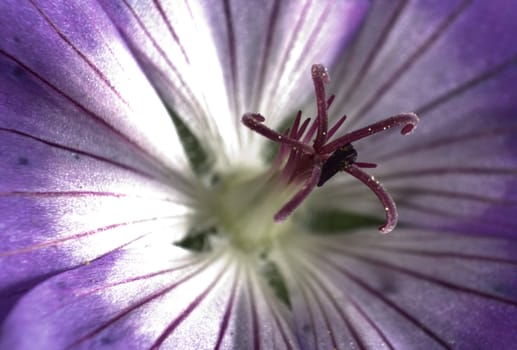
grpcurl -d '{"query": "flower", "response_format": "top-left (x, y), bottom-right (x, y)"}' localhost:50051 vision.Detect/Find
top-left (1, 0), bottom-right (517, 349)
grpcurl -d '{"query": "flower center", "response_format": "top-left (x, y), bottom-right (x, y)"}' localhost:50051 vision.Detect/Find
top-left (242, 64), bottom-right (419, 234)
top-left (201, 167), bottom-right (297, 252)
top-left (184, 64), bottom-right (419, 254)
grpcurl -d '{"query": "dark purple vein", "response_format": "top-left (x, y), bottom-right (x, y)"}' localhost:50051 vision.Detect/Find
top-left (284, 1), bottom-right (333, 107)
top-left (353, 244), bottom-right (517, 266)
top-left (362, 55), bottom-right (517, 164)
top-left (381, 166), bottom-right (517, 181)
top-left (119, 0), bottom-right (205, 119)
top-left (75, 259), bottom-right (201, 298)
top-left (338, 250), bottom-right (517, 307)
top-left (378, 126), bottom-right (517, 161)
top-left (214, 265), bottom-right (240, 350)
top-left (301, 275), bottom-right (339, 349)
top-left (397, 199), bottom-right (517, 235)
top-left (68, 254), bottom-right (224, 349)
top-left (338, 181), bottom-right (517, 207)
top-left (0, 50), bottom-right (174, 177)
top-left (348, 296), bottom-right (395, 350)
top-left (293, 1), bottom-right (333, 72)
top-left (265, 0), bottom-right (312, 113)
top-left (327, 0), bottom-right (374, 87)
top-left (150, 260), bottom-right (230, 349)
top-left (349, 229), bottom-right (517, 244)
top-left (153, 0), bottom-right (191, 65)
top-left (0, 191), bottom-right (182, 205)
top-left (247, 275), bottom-right (261, 350)
top-left (221, 0), bottom-right (243, 139)
top-left (396, 198), bottom-right (482, 219)
top-left (28, 0), bottom-right (132, 109)
top-left (391, 186), bottom-right (517, 206)
top-left (353, 0), bottom-right (472, 120)
top-left (0, 191), bottom-right (127, 198)
top-left (87, 16), bottom-right (130, 79)
top-left (0, 215), bottom-right (178, 257)
top-left (340, 0), bottom-right (409, 103)
top-left (250, 0), bottom-right (281, 112)
top-left (299, 266), bottom-right (357, 350)
top-left (263, 296), bottom-right (295, 350)
top-left (415, 54), bottom-right (517, 115)
top-left (321, 256), bottom-right (453, 349)
top-left (0, 127), bottom-right (161, 181)
top-left (288, 263), bottom-right (318, 348)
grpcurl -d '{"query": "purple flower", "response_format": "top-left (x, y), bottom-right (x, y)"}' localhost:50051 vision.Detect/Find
top-left (1, 0), bottom-right (517, 349)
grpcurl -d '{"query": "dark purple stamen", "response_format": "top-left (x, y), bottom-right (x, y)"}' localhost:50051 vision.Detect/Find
top-left (312, 64), bottom-right (330, 150)
top-left (242, 64), bottom-right (419, 233)
top-left (343, 165), bottom-right (398, 234)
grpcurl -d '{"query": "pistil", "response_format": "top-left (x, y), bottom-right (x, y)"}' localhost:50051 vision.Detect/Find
top-left (242, 64), bottom-right (419, 234)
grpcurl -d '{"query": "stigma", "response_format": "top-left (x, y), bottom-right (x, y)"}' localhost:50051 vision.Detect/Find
top-left (242, 64), bottom-right (419, 234)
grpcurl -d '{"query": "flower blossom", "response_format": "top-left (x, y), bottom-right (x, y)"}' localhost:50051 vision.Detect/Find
top-left (1, 1), bottom-right (517, 349)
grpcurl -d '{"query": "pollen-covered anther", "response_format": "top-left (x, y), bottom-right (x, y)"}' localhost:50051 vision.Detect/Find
top-left (242, 64), bottom-right (419, 233)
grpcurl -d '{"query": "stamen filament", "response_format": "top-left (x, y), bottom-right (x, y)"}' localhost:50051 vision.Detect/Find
top-left (274, 162), bottom-right (322, 222)
top-left (241, 64), bottom-right (418, 234)
top-left (289, 111), bottom-right (302, 139)
top-left (273, 129), bottom-right (291, 166)
top-left (242, 113), bottom-right (314, 154)
top-left (327, 115), bottom-right (348, 139)
top-left (302, 117), bottom-right (319, 144)
top-left (320, 113), bottom-right (419, 154)
top-left (326, 94), bottom-right (335, 109)
top-left (312, 64), bottom-right (330, 150)
top-left (344, 165), bottom-right (398, 234)
top-left (297, 117), bottom-right (311, 139)
top-left (355, 162), bottom-right (377, 168)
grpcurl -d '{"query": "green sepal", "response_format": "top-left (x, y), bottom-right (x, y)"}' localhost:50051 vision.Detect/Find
top-left (261, 259), bottom-right (291, 308)
top-left (302, 209), bottom-right (385, 234)
top-left (168, 107), bottom-right (213, 176)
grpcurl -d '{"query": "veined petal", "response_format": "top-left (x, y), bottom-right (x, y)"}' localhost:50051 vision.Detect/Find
top-left (0, 0), bottom-right (187, 172)
top-left (99, 0), bottom-right (369, 165)
top-left (276, 229), bottom-right (517, 349)
top-left (330, 0), bottom-right (517, 122)
top-left (0, 0), bottom-right (194, 320)
top-left (1, 240), bottom-right (296, 349)
top-left (312, 63), bottom-right (517, 235)
top-left (309, 0), bottom-right (517, 236)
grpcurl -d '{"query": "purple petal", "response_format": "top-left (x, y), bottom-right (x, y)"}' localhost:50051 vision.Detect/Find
top-left (331, 0), bottom-right (517, 120)
top-left (1, 243), bottom-right (296, 349)
top-left (0, 0), bottom-right (187, 171)
top-left (98, 0), bottom-right (369, 159)
top-left (310, 0), bottom-right (517, 236)
top-left (0, 0), bottom-right (193, 319)
top-left (277, 230), bottom-right (517, 349)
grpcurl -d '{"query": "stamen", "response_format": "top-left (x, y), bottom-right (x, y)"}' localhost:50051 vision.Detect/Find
top-left (302, 117), bottom-right (319, 144)
top-left (241, 64), bottom-right (418, 233)
top-left (320, 113), bottom-right (419, 154)
top-left (297, 117), bottom-right (311, 139)
top-left (312, 64), bottom-right (330, 150)
top-left (355, 162), bottom-right (377, 168)
top-left (327, 115), bottom-right (348, 139)
top-left (274, 162), bottom-right (322, 222)
top-left (289, 111), bottom-right (302, 139)
top-left (326, 94), bottom-right (336, 109)
top-left (242, 113), bottom-right (314, 154)
top-left (344, 165), bottom-right (398, 234)
top-left (273, 128), bottom-right (291, 166)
